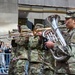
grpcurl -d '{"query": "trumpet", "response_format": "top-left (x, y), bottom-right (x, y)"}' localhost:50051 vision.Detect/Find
top-left (33, 27), bottom-right (52, 35)
top-left (9, 29), bottom-right (33, 38)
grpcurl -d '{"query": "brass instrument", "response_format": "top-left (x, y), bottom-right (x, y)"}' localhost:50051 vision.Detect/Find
top-left (33, 27), bottom-right (52, 35)
top-left (43, 15), bottom-right (71, 62)
top-left (9, 29), bottom-right (33, 38)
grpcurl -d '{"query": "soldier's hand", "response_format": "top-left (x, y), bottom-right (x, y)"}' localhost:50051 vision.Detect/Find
top-left (36, 32), bottom-right (42, 36)
top-left (45, 41), bottom-right (54, 48)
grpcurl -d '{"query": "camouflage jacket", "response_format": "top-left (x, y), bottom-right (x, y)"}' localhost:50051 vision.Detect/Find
top-left (15, 36), bottom-right (29, 60)
top-left (67, 28), bottom-right (75, 74)
top-left (29, 35), bottom-right (43, 62)
top-left (55, 28), bottom-right (75, 74)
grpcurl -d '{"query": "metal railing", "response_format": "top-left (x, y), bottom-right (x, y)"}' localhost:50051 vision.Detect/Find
top-left (0, 53), bottom-right (11, 74)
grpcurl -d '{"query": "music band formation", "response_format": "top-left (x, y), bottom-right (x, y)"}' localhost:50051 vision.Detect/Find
top-left (8, 13), bottom-right (75, 75)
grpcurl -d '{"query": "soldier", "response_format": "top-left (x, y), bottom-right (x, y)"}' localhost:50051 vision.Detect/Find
top-left (29, 23), bottom-right (54, 75)
top-left (8, 25), bottom-right (31, 75)
top-left (28, 23), bottom-right (45, 75)
top-left (45, 13), bottom-right (75, 75)
top-left (36, 25), bottom-right (55, 75)
top-left (65, 12), bottom-right (75, 75)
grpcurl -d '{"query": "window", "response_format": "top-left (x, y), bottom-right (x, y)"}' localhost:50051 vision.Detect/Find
top-left (34, 19), bottom-right (45, 25)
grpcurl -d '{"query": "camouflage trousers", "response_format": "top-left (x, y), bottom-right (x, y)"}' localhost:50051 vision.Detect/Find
top-left (29, 63), bottom-right (43, 75)
top-left (43, 69), bottom-right (54, 75)
top-left (8, 59), bottom-right (27, 75)
top-left (16, 59), bottom-right (27, 75)
top-left (54, 61), bottom-right (70, 75)
top-left (8, 60), bottom-right (17, 75)
top-left (29, 62), bottom-right (54, 75)
top-left (43, 50), bottom-right (54, 75)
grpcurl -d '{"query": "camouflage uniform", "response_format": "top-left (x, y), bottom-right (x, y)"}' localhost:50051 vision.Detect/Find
top-left (16, 35), bottom-right (29, 75)
top-left (55, 28), bottom-right (75, 75)
top-left (42, 26), bottom-right (54, 75)
top-left (29, 23), bottom-right (54, 75)
top-left (67, 28), bottom-right (75, 74)
top-left (43, 50), bottom-right (54, 75)
top-left (8, 25), bottom-right (30, 75)
top-left (29, 24), bottom-right (44, 75)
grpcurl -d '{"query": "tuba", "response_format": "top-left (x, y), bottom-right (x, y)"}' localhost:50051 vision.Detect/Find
top-left (42, 15), bottom-right (71, 62)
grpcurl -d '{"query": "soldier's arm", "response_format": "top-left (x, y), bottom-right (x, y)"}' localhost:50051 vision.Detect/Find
top-left (71, 33), bottom-right (75, 44)
top-left (15, 37), bottom-right (25, 45)
top-left (70, 32), bottom-right (75, 53)
top-left (12, 55), bottom-right (27, 61)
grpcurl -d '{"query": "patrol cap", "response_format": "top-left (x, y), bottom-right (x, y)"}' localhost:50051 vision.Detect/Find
top-left (21, 25), bottom-right (29, 29)
top-left (65, 11), bottom-right (75, 19)
top-left (21, 25), bottom-right (31, 33)
top-left (34, 23), bottom-right (44, 29)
